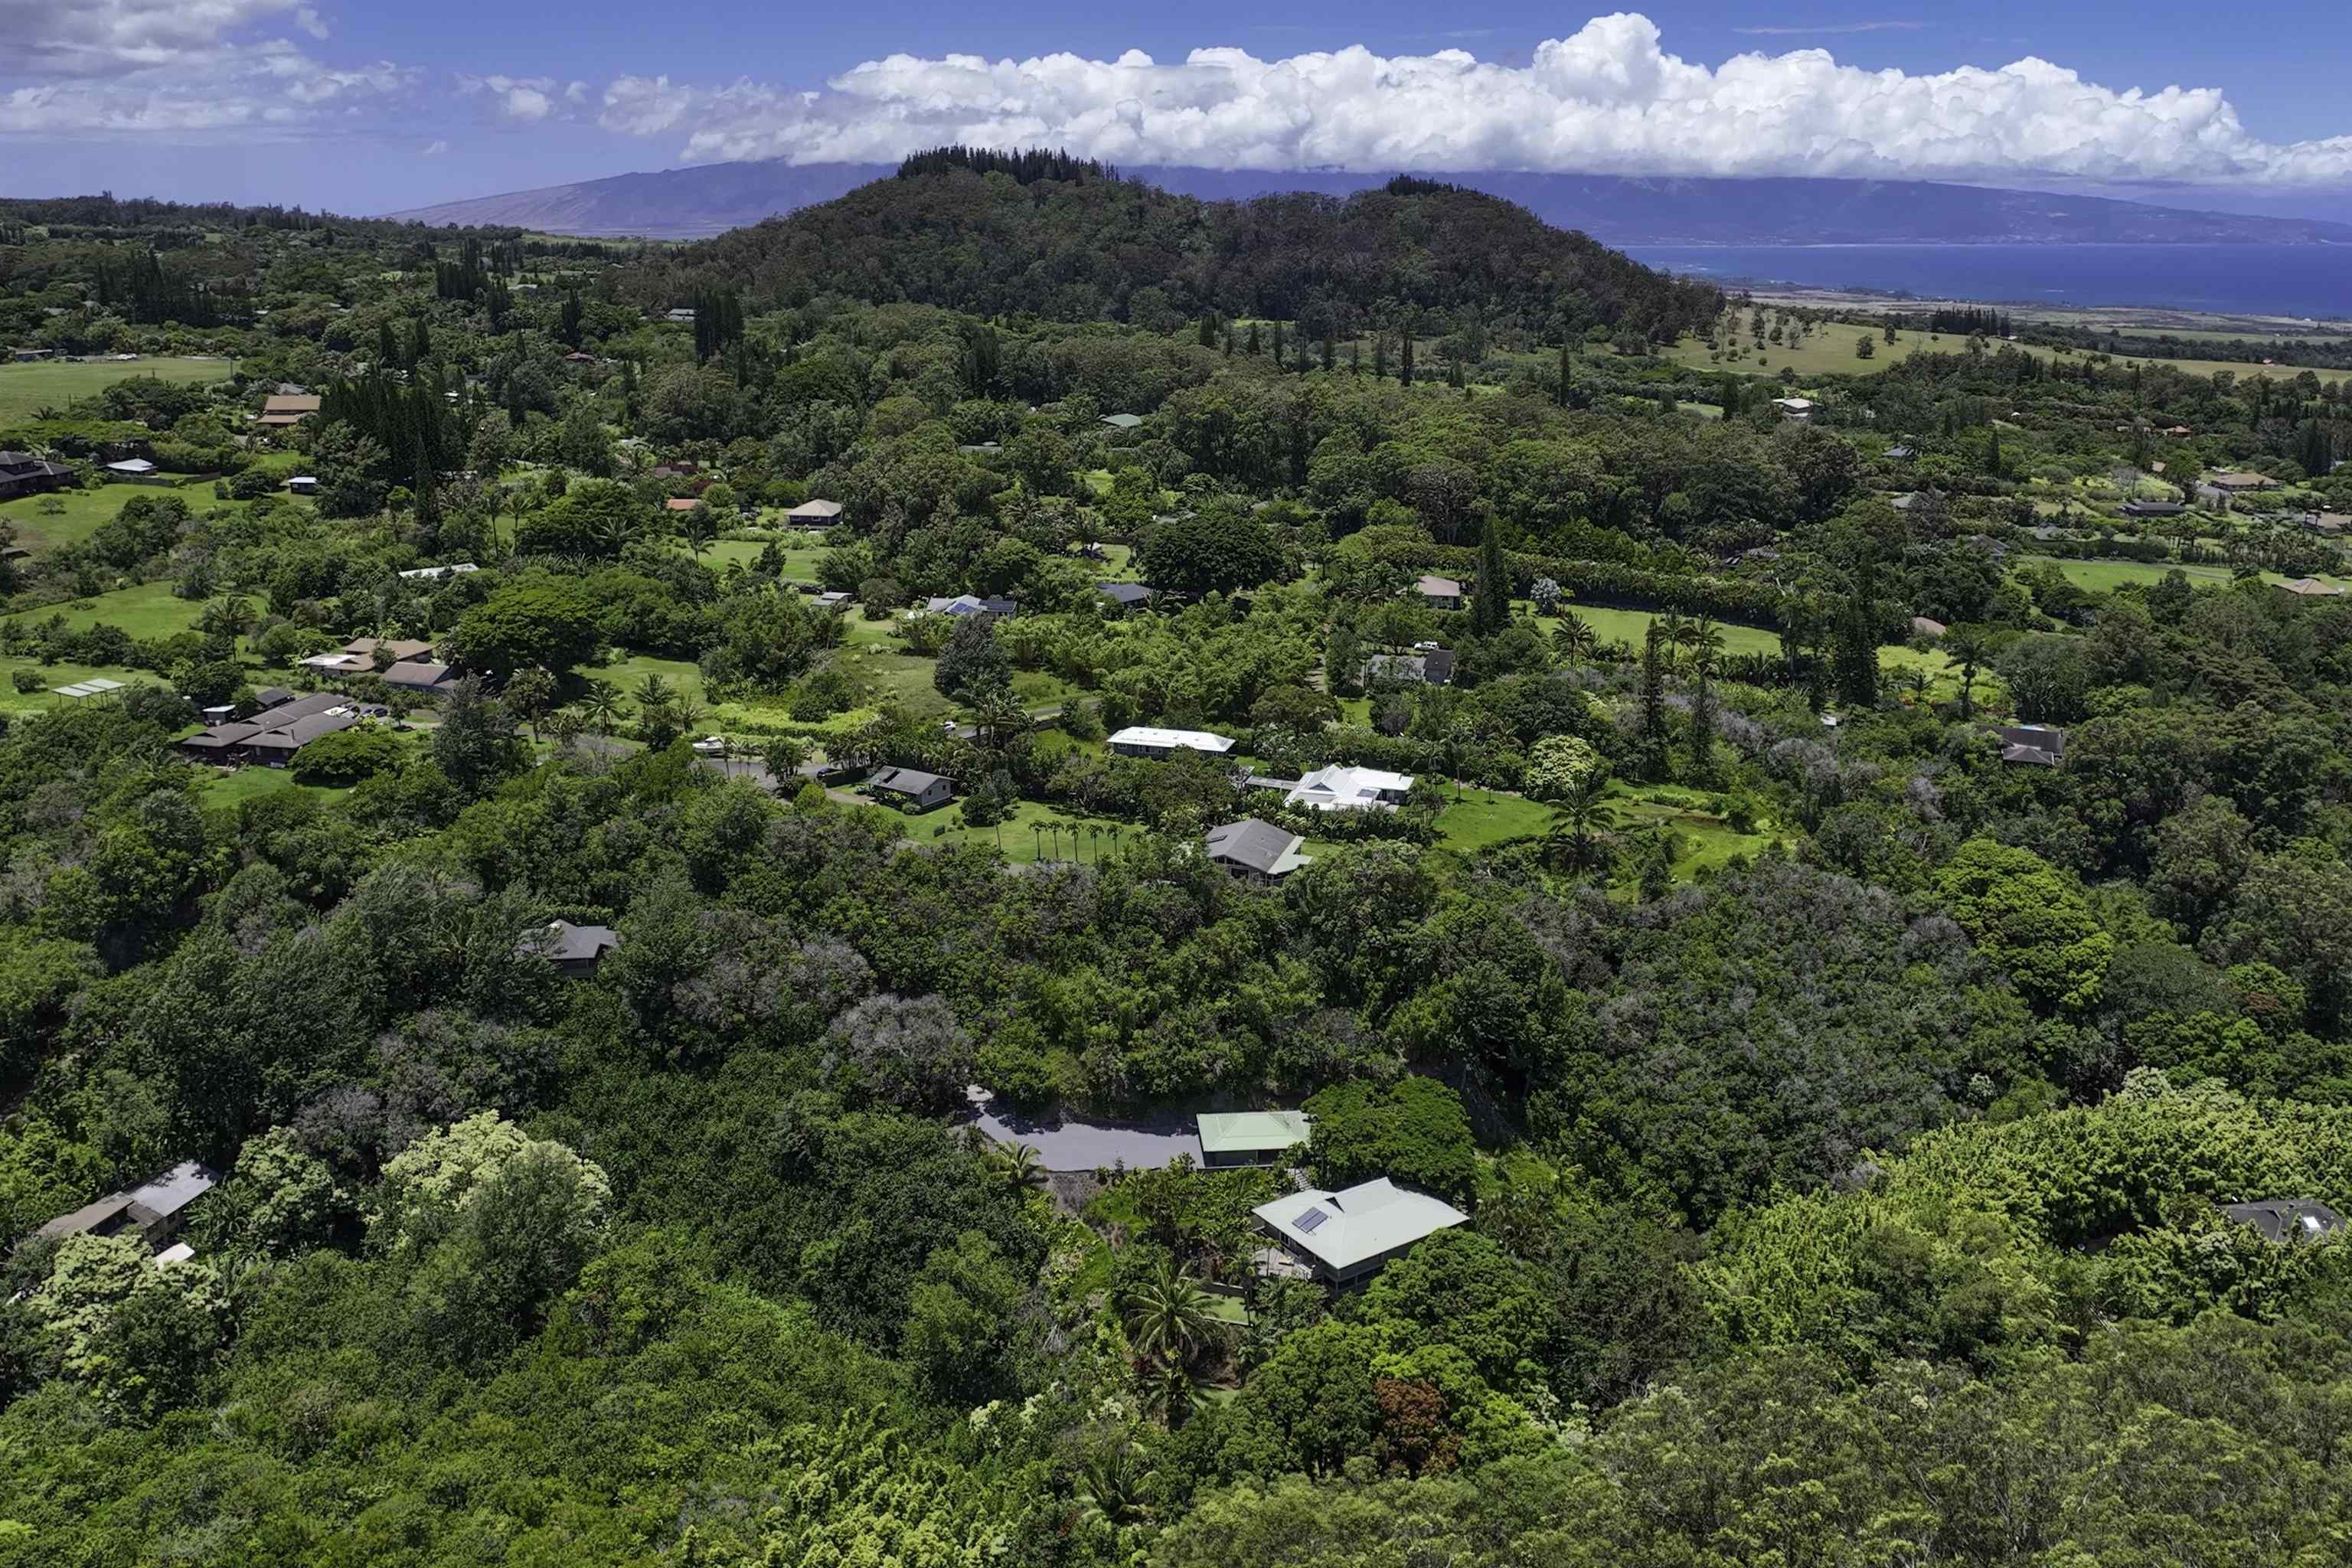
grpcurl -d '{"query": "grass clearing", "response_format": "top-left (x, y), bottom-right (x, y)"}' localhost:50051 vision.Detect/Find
top-left (198, 767), bottom-right (350, 810)
top-left (4, 580), bottom-right (205, 639)
top-left (0, 356), bottom-right (231, 424)
top-left (0, 656), bottom-right (162, 715)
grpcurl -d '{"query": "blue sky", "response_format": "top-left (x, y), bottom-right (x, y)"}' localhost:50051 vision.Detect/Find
top-left (5, 2), bottom-right (2350, 218)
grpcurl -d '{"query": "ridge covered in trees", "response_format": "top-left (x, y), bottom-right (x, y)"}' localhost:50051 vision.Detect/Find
top-left (628, 154), bottom-right (1722, 342)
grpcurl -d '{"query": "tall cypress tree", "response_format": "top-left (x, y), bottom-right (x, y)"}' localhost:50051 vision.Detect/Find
top-left (1637, 626), bottom-right (1673, 781)
top-left (1472, 518), bottom-right (1511, 635)
top-left (1400, 332), bottom-right (1415, 389)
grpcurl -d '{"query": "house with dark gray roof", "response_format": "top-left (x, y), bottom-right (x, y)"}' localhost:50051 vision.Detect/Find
top-left (1996, 724), bottom-right (2067, 766)
top-left (1205, 818), bottom-right (1312, 884)
top-left (2221, 1198), bottom-right (2343, 1245)
top-left (1364, 646), bottom-right (1455, 686)
top-left (177, 691), bottom-right (359, 766)
top-left (518, 919), bottom-right (620, 978)
top-left (379, 660), bottom-right (457, 695)
top-left (1098, 582), bottom-right (1158, 612)
top-left (0, 449), bottom-right (74, 502)
top-left (870, 766), bottom-right (953, 812)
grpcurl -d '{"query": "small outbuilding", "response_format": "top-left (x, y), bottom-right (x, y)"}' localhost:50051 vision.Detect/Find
top-left (1197, 1110), bottom-right (1312, 1168)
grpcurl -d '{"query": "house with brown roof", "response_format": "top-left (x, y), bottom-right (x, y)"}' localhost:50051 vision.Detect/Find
top-left (256, 394), bottom-right (321, 430)
top-left (2275, 577), bottom-right (2346, 603)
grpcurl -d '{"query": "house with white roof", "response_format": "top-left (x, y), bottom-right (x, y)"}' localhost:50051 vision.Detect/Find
top-left (1252, 1178), bottom-right (1468, 1283)
top-left (1197, 1109), bottom-right (1312, 1168)
top-left (1284, 763), bottom-right (1414, 812)
top-left (1107, 725), bottom-right (1237, 760)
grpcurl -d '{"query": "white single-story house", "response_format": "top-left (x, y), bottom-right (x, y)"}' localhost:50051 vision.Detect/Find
top-left (397, 562), bottom-right (478, 581)
top-left (1197, 1109), bottom-right (1312, 1168)
top-left (1253, 1178), bottom-right (1468, 1284)
top-left (1108, 725), bottom-right (1236, 760)
top-left (1285, 764), bottom-right (1414, 812)
top-left (1771, 397), bottom-right (1816, 421)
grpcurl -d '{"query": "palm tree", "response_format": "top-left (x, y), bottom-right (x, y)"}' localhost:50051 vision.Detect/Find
top-left (1944, 628), bottom-right (1990, 721)
top-left (201, 594), bottom-right (256, 642)
top-left (1546, 773), bottom-right (1624, 871)
top-left (1121, 1256), bottom-right (1222, 1370)
top-left (1072, 1442), bottom-right (1157, 1530)
top-left (1686, 614), bottom-right (1725, 679)
top-left (580, 679), bottom-right (626, 739)
top-left (672, 696), bottom-right (707, 737)
top-left (985, 1142), bottom-right (1047, 1197)
top-left (1552, 611), bottom-right (1599, 666)
top-left (632, 672), bottom-right (675, 710)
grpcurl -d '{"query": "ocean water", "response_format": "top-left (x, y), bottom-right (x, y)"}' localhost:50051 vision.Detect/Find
top-left (1620, 243), bottom-right (2352, 321)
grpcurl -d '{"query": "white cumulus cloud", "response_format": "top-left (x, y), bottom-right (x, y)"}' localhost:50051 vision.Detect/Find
top-left (0, 0), bottom-right (319, 77)
top-left (601, 14), bottom-right (2352, 186)
top-left (459, 72), bottom-right (570, 122)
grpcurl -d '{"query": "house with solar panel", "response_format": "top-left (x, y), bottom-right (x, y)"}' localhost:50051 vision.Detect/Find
top-left (1196, 1109), bottom-right (1312, 1168)
top-left (1252, 1178), bottom-right (1468, 1284)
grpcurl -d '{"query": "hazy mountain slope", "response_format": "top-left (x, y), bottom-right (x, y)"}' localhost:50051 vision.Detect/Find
top-left (389, 162), bottom-right (2352, 245)
top-left (615, 161), bottom-right (1723, 341)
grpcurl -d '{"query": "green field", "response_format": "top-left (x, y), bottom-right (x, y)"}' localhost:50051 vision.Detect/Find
top-left (0, 486), bottom-right (129, 554)
top-left (0, 656), bottom-right (161, 715)
top-left (0, 356), bottom-right (231, 424)
top-left (3, 580), bottom-right (207, 639)
top-left (2027, 558), bottom-right (2352, 594)
top-left (1541, 606), bottom-right (1782, 658)
top-left (198, 767), bottom-right (350, 810)
top-left (1667, 319), bottom-right (2352, 387)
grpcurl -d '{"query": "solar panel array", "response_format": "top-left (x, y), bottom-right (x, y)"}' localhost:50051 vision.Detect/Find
top-left (1294, 1206), bottom-right (1329, 1233)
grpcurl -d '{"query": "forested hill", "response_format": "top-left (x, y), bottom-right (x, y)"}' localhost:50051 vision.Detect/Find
top-left (624, 164), bottom-right (1723, 343)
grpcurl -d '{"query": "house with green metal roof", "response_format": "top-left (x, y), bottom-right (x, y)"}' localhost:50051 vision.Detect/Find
top-left (1197, 1109), bottom-right (1311, 1168)
top-left (1252, 1178), bottom-right (1467, 1284)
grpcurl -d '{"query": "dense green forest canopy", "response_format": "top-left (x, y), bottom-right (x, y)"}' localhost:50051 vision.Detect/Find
top-left (0, 156), bottom-right (2350, 1564)
top-left (626, 165), bottom-right (1723, 344)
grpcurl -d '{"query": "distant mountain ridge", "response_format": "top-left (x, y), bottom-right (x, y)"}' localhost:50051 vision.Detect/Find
top-left (388, 163), bottom-right (2352, 246)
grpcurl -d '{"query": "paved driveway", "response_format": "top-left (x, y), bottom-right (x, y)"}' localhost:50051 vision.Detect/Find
top-left (959, 1087), bottom-right (1201, 1171)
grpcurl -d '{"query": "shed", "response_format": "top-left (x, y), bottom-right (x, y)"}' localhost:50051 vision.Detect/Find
top-left (1197, 1109), bottom-right (1312, 1167)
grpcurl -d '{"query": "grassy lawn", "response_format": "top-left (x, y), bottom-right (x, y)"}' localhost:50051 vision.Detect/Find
top-left (1670, 317), bottom-right (2352, 387)
top-left (0, 656), bottom-right (162, 715)
top-left (1539, 606), bottom-right (1782, 658)
top-left (878, 798), bottom-right (1140, 863)
top-left (2024, 559), bottom-right (2352, 594)
top-left (0, 356), bottom-right (230, 424)
top-left (0, 487), bottom-right (128, 554)
top-left (3, 580), bottom-right (206, 639)
top-left (197, 767), bottom-right (349, 810)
